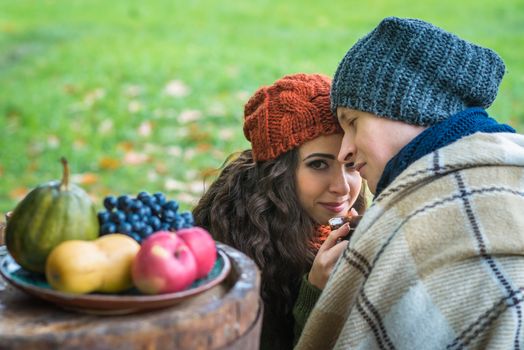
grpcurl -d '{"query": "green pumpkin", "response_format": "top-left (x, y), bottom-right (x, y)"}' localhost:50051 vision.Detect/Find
top-left (6, 158), bottom-right (99, 273)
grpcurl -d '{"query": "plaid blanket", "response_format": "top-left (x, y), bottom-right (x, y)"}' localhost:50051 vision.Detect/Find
top-left (295, 132), bottom-right (524, 349)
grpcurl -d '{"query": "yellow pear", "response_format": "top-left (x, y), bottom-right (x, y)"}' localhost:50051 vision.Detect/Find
top-left (45, 234), bottom-right (140, 294)
top-left (46, 240), bottom-right (107, 294)
top-left (94, 234), bottom-right (140, 293)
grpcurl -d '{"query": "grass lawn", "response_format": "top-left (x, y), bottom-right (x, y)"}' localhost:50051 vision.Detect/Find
top-left (1, 0), bottom-right (523, 213)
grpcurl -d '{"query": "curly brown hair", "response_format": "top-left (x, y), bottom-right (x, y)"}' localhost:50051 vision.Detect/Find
top-left (193, 149), bottom-right (366, 348)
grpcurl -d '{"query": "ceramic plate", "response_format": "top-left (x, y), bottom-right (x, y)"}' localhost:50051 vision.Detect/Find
top-left (0, 248), bottom-right (230, 315)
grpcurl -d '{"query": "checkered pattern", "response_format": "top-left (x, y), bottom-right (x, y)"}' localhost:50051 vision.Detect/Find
top-left (295, 132), bottom-right (524, 349)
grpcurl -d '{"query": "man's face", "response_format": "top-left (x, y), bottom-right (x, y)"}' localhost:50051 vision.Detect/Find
top-left (336, 107), bottom-right (427, 194)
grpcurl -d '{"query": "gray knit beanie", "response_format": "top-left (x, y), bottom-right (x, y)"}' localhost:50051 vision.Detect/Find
top-left (331, 17), bottom-right (506, 126)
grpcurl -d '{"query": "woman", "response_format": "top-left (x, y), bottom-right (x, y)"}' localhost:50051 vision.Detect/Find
top-left (193, 73), bottom-right (366, 349)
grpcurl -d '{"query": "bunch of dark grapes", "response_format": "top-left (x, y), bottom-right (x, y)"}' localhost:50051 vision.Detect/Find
top-left (97, 192), bottom-right (195, 243)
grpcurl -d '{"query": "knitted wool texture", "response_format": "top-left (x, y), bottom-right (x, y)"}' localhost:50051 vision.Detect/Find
top-left (330, 17), bottom-right (506, 126)
top-left (243, 73), bottom-right (342, 162)
top-left (310, 225), bottom-right (332, 251)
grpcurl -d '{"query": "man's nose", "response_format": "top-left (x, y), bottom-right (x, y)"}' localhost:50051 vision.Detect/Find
top-left (338, 135), bottom-right (355, 163)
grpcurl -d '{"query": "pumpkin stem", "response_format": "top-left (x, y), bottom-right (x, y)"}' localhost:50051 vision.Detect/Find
top-left (60, 157), bottom-right (69, 191)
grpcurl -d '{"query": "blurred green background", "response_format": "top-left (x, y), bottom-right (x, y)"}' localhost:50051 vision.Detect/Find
top-left (1, 0), bottom-right (523, 214)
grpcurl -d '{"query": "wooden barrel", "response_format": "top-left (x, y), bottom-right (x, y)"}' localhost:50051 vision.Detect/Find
top-left (0, 238), bottom-right (262, 350)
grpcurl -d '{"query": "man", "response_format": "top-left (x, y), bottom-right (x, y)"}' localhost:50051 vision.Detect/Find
top-left (295, 17), bottom-right (524, 349)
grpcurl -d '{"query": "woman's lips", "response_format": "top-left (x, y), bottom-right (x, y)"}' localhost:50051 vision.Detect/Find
top-left (320, 202), bottom-right (347, 213)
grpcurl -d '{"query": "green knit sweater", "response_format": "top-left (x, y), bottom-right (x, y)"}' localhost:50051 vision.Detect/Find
top-left (258, 274), bottom-right (322, 350)
top-left (293, 274), bottom-right (322, 344)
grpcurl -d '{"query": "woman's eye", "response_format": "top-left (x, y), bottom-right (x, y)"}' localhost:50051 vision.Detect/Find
top-left (307, 160), bottom-right (328, 170)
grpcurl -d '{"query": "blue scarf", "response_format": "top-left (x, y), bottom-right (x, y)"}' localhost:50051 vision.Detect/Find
top-left (375, 108), bottom-right (515, 197)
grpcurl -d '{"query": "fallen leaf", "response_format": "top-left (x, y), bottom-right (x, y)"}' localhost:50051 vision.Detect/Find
top-left (196, 143), bottom-right (211, 152)
top-left (218, 128), bottom-right (235, 140)
top-left (176, 192), bottom-right (199, 206)
top-left (73, 138), bottom-right (86, 150)
top-left (9, 187), bottom-right (28, 201)
top-left (137, 121), bottom-right (153, 137)
top-left (155, 162), bottom-right (169, 175)
top-left (47, 135), bottom-right (60, 149)
top-left (27, 161), bottom-right (39, 173)
top-left (184, 169), bottom-right (198, 180)
top-left (164, 80), bottom-right (190, 97)
top-left (72, 172), bottom-right (99, 185)
top-left (187, 124), bottom-right (211, 143)
top-left (166, 146), bottom-right (182, 157)
top-left (178, 109), bottom-right (202, 123)
top-left (174, 126), bottom-right (189, 137)
top-left (235, 90), bottom-right (250, 102)
top-left (144, 143), bottom-right (161, 153)
top-left (63, 84), bottom-right (78, 95)
top-left (98, 119), bottom-right (114, 134)
top-left (188, 181), bottom-right (205, 194)
top-left (83, 88), bottom-right (106, 106)
top-left (147, 170), bottom-right (159, 182)
top-left (211, 149), bottom-right (226, 160)
top-left (128, 100), bottom-right (142, 113)
top-left (117, 141), bottom-right (134, 152)
top-left (184, 148), bottom-right (196, 160)
top-left (99, 157), bottom-right (121, 170)
top-left (207, 102), bottom-right (226, 116)
top-left (124, 84), bottom-right (143, 97)
top-left (123, 151), bottom-right (149, 165)
top-left (164, 178), bottom-right (185, 191)
top-left (27, 142), bottom-right (44, 157)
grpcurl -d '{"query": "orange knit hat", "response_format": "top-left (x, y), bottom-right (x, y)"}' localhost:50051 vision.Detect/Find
top-left (243, 73), bottom-right (342, 162)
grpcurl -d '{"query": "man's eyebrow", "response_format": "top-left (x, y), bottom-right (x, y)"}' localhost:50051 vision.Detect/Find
top-left (303, 153), bottom-right (335, 161)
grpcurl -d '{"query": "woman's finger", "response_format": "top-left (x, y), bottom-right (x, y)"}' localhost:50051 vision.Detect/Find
top-left (309, 238), bottom-right (349, 289)
top-left (328, 240), bottom-right (349, 261)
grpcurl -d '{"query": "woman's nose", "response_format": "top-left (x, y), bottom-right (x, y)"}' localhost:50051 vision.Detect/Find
top-left (330, 168), bottom-right (351, 195)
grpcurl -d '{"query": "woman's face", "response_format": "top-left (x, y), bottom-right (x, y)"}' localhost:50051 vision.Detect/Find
top-left (295, 134), bottom-right (362, 225)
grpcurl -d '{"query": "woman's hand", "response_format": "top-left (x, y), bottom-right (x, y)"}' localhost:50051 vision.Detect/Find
top-left (308, 223), bottom-right (351, 289)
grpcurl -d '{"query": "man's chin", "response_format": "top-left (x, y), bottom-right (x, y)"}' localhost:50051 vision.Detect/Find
top-left (366, 179), bottom-right (377, 195)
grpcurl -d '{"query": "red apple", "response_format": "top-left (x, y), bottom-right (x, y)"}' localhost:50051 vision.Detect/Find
top-left (132, 231), bottom-right (197, 294)
top-left (177, 227), bottom-right (217, 279)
